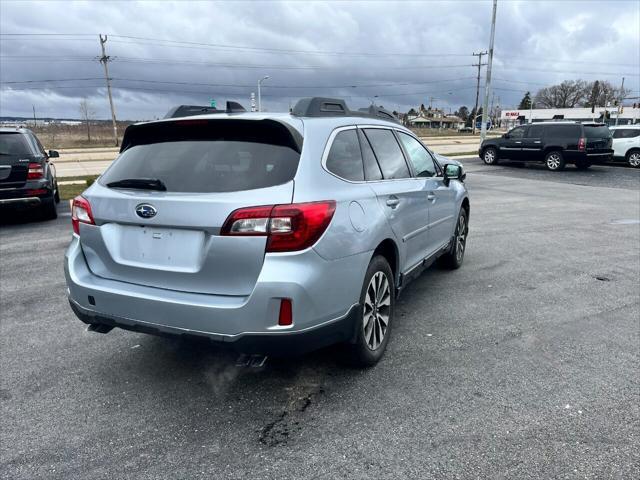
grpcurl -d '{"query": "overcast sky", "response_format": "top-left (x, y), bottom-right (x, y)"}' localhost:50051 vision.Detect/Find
top-left (1, 0), bottom-right (638, 120)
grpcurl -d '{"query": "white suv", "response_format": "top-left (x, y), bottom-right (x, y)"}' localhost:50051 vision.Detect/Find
top-left (610, 125), bottom-right (640, 167)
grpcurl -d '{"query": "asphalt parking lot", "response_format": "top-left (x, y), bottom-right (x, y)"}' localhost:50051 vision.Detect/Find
top-left (1, 160), bottom-right (639, 480)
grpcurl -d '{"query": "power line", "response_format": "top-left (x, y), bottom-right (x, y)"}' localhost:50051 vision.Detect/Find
top-left (1, 78), bottom-right (105, 84)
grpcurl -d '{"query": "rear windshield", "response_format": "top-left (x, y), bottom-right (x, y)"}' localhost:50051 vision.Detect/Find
top-left (584, 126), bottom-right (612, 138)
top-left (101, 120), bottom-right (301, 193)
top-left (0, 133), bottom-right (31, 156)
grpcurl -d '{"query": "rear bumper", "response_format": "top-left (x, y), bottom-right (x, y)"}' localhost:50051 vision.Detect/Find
top-left (64, 236), bottom-right (368, 355)
top-left (0, 196), bottom-right (41, 207)
top-left (0, 179), bottom-right (54, 207)
top-left (69, 298), bottom-right (359, 355)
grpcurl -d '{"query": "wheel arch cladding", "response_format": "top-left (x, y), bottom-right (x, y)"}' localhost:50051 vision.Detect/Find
top-left (462, 197), bottom-right (470, 221)
top-left (372, 239), bottom-right (399, 284)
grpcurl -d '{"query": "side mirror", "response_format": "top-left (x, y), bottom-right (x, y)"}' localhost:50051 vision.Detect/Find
top-left (443, 164), bottom-right (465, 184)
top-left (48, 150), bottom-right (59, 158)
top-left (502, 133), bottom-right (509, 139)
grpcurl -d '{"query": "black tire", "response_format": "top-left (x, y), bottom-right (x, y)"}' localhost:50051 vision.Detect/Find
top-left (482, 147), bottom-right (498, 165)
top-left (575, 160), bottom-right (591, 170)
top-left (438, 208), bottom-right (468, 270)
top-left (627, 149), bottom-right (640, 168)
top-left (544, 150), bottom-right (565, 171)
top-left (41, 197), bottom-right (58, 220)
top-left (54, 181), bottom-right (60, 203)
top-left (345, 255), bottom-right (394, 367)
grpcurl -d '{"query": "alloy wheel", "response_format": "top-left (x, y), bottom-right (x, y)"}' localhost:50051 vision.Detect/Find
top-left (629, 152), bottom-right (640, 168)
top-left (363, 271), bottom-right (391, 350)
top-left (546, 153), bottom-right (561, 170)
top-left (455, 213), bottom-right (467, 262)
top-left (484, 149), bottom-right (496, 164)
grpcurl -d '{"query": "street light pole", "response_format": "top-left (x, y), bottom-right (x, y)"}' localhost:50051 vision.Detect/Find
top-left (480, 0), bottom-right (498, 142)
top-left (615, 77), bottom-right (625, 126)
top-left (258, 76), bottom-right (270, 112)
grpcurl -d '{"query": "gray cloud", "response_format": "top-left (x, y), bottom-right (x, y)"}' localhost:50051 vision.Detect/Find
top-left (1, 0), bottom-right (638, 120)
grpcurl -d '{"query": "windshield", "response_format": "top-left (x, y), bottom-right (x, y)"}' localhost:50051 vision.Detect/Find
top-left (101, 120), bottom-right (301, 193)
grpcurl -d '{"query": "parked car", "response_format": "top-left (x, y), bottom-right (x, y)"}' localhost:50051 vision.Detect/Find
top-left (609, 125), bottom-right (640, 167)
top-left (65, 98), bottom-right (470, 366)
top-left (0, 127), bottom-right (60, 218)
top-left (479, 122), bottom-right (613, 171)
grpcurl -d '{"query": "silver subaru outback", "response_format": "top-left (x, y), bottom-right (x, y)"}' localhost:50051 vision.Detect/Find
top-left (65, 97), bottom-right (470, 366)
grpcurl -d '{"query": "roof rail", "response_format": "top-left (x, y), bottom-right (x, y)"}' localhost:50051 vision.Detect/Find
top-left (291, 97), bottom-right (400, 124)
top-left (164, 101), bottom-right (246, 118)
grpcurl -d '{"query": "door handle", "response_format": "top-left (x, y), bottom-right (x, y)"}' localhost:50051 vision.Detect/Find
top-left (426, 191), bottom-right (436, 201)
top-left (386, 196), bottom-right (400, 208)
top-left (515, 141), bottom-right (522, 144)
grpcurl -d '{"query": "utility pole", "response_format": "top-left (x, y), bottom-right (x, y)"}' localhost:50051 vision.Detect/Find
top-left (615, 77), bottom-right (625, 126)
top-left (98, 34), bottom-right (118, 146)
top-left (480, 0), bottom-right (497, 142)
top-left (472, 50), bottom-right (487, 134)
top-left (32, 105), bottom-right (37, 128)
top-left (529, 96), bottom-right (533, 124)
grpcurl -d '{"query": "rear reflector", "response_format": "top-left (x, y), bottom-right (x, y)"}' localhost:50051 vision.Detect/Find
top-left (221, 201), bottom-right (336, 252)
top-left (71, 196), bottom-right (95, 235)
top-left (27, 163), bottom-right (44, 179)
top-left (278, 299), bottom-right (293, 326)
top-left (26, 189), bottom-right (47, 196)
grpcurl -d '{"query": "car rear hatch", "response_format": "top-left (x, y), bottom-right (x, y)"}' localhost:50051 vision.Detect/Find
top-left (78, 118), bottom-right (302, 296)
top-left (0, 132), bottom-right (33, 188)
top-left (584, 125), bottom-right (613, 154)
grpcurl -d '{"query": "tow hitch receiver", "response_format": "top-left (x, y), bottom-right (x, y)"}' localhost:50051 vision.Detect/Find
top-left (87, 323), bottom-right (115, 334)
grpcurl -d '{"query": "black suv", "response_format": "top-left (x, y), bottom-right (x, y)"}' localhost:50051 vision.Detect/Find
top-left (0, 128), bottom-right (60, 219)
top-left (479, 122), bottom-right (613, 171)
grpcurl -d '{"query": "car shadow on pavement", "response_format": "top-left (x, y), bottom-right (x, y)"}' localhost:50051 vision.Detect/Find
top-left (0, 205), bottom-right (66, 226)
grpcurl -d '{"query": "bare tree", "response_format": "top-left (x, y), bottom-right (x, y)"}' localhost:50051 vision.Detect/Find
top-left (534, 80), bottom-right (588, 108)
top-left (79, 98), bottom-right (95, 143)
top-left (584, 80), bottom-right (630, 107)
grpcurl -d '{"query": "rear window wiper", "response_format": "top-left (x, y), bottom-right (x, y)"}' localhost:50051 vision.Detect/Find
top-left (106, 178), bottom-right (167, 191)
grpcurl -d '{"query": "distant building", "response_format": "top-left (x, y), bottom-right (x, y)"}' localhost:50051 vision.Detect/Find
top-left (500, 106), bottom-right (639, 128)
top-left (407, 108), bottom-right (464, 130)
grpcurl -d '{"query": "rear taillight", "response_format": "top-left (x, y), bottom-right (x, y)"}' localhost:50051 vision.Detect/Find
top-left (71, 196), bottom-right (95, 235)
top-left (27, 163), bottom-right (44, 179)
top-left (221, 201), bottom-right (336, 252)
top-left (578, 137), bottom-right (586, 151)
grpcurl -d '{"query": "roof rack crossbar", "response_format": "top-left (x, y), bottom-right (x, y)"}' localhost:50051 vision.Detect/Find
top-left (292, 97), bottom-right (399, 123)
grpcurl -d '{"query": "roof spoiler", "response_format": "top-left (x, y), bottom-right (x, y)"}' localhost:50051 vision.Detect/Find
top-left (291, 97), bottom-right (400, 124)
top-left (164, 101), bottom-right (247, 118)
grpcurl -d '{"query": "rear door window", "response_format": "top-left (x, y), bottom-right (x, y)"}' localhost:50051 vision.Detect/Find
top-left (101, 120), bottom-right (301, 193)
top-left (325, 129), bottom-right (364, 181)
top-left (363, 128), bottom-right (410, 179)
top-left (397, 132), bottom-right (437, 177)
top-left (357, 129), bottom-right (383, 181)
top-left (0, 133), bottom-right (32, 156)
top-left (612, 129), bottom-right (640, 139)
top-left (527, 125), bottom-right (544, 138)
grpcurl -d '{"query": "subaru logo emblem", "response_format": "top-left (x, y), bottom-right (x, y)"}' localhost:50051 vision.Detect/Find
top-left (135, 203), bottom-right (157, 219)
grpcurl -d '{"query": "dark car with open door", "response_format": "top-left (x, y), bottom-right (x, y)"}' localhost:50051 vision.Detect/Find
top-left (0, 127), bottom-right (60, 219)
